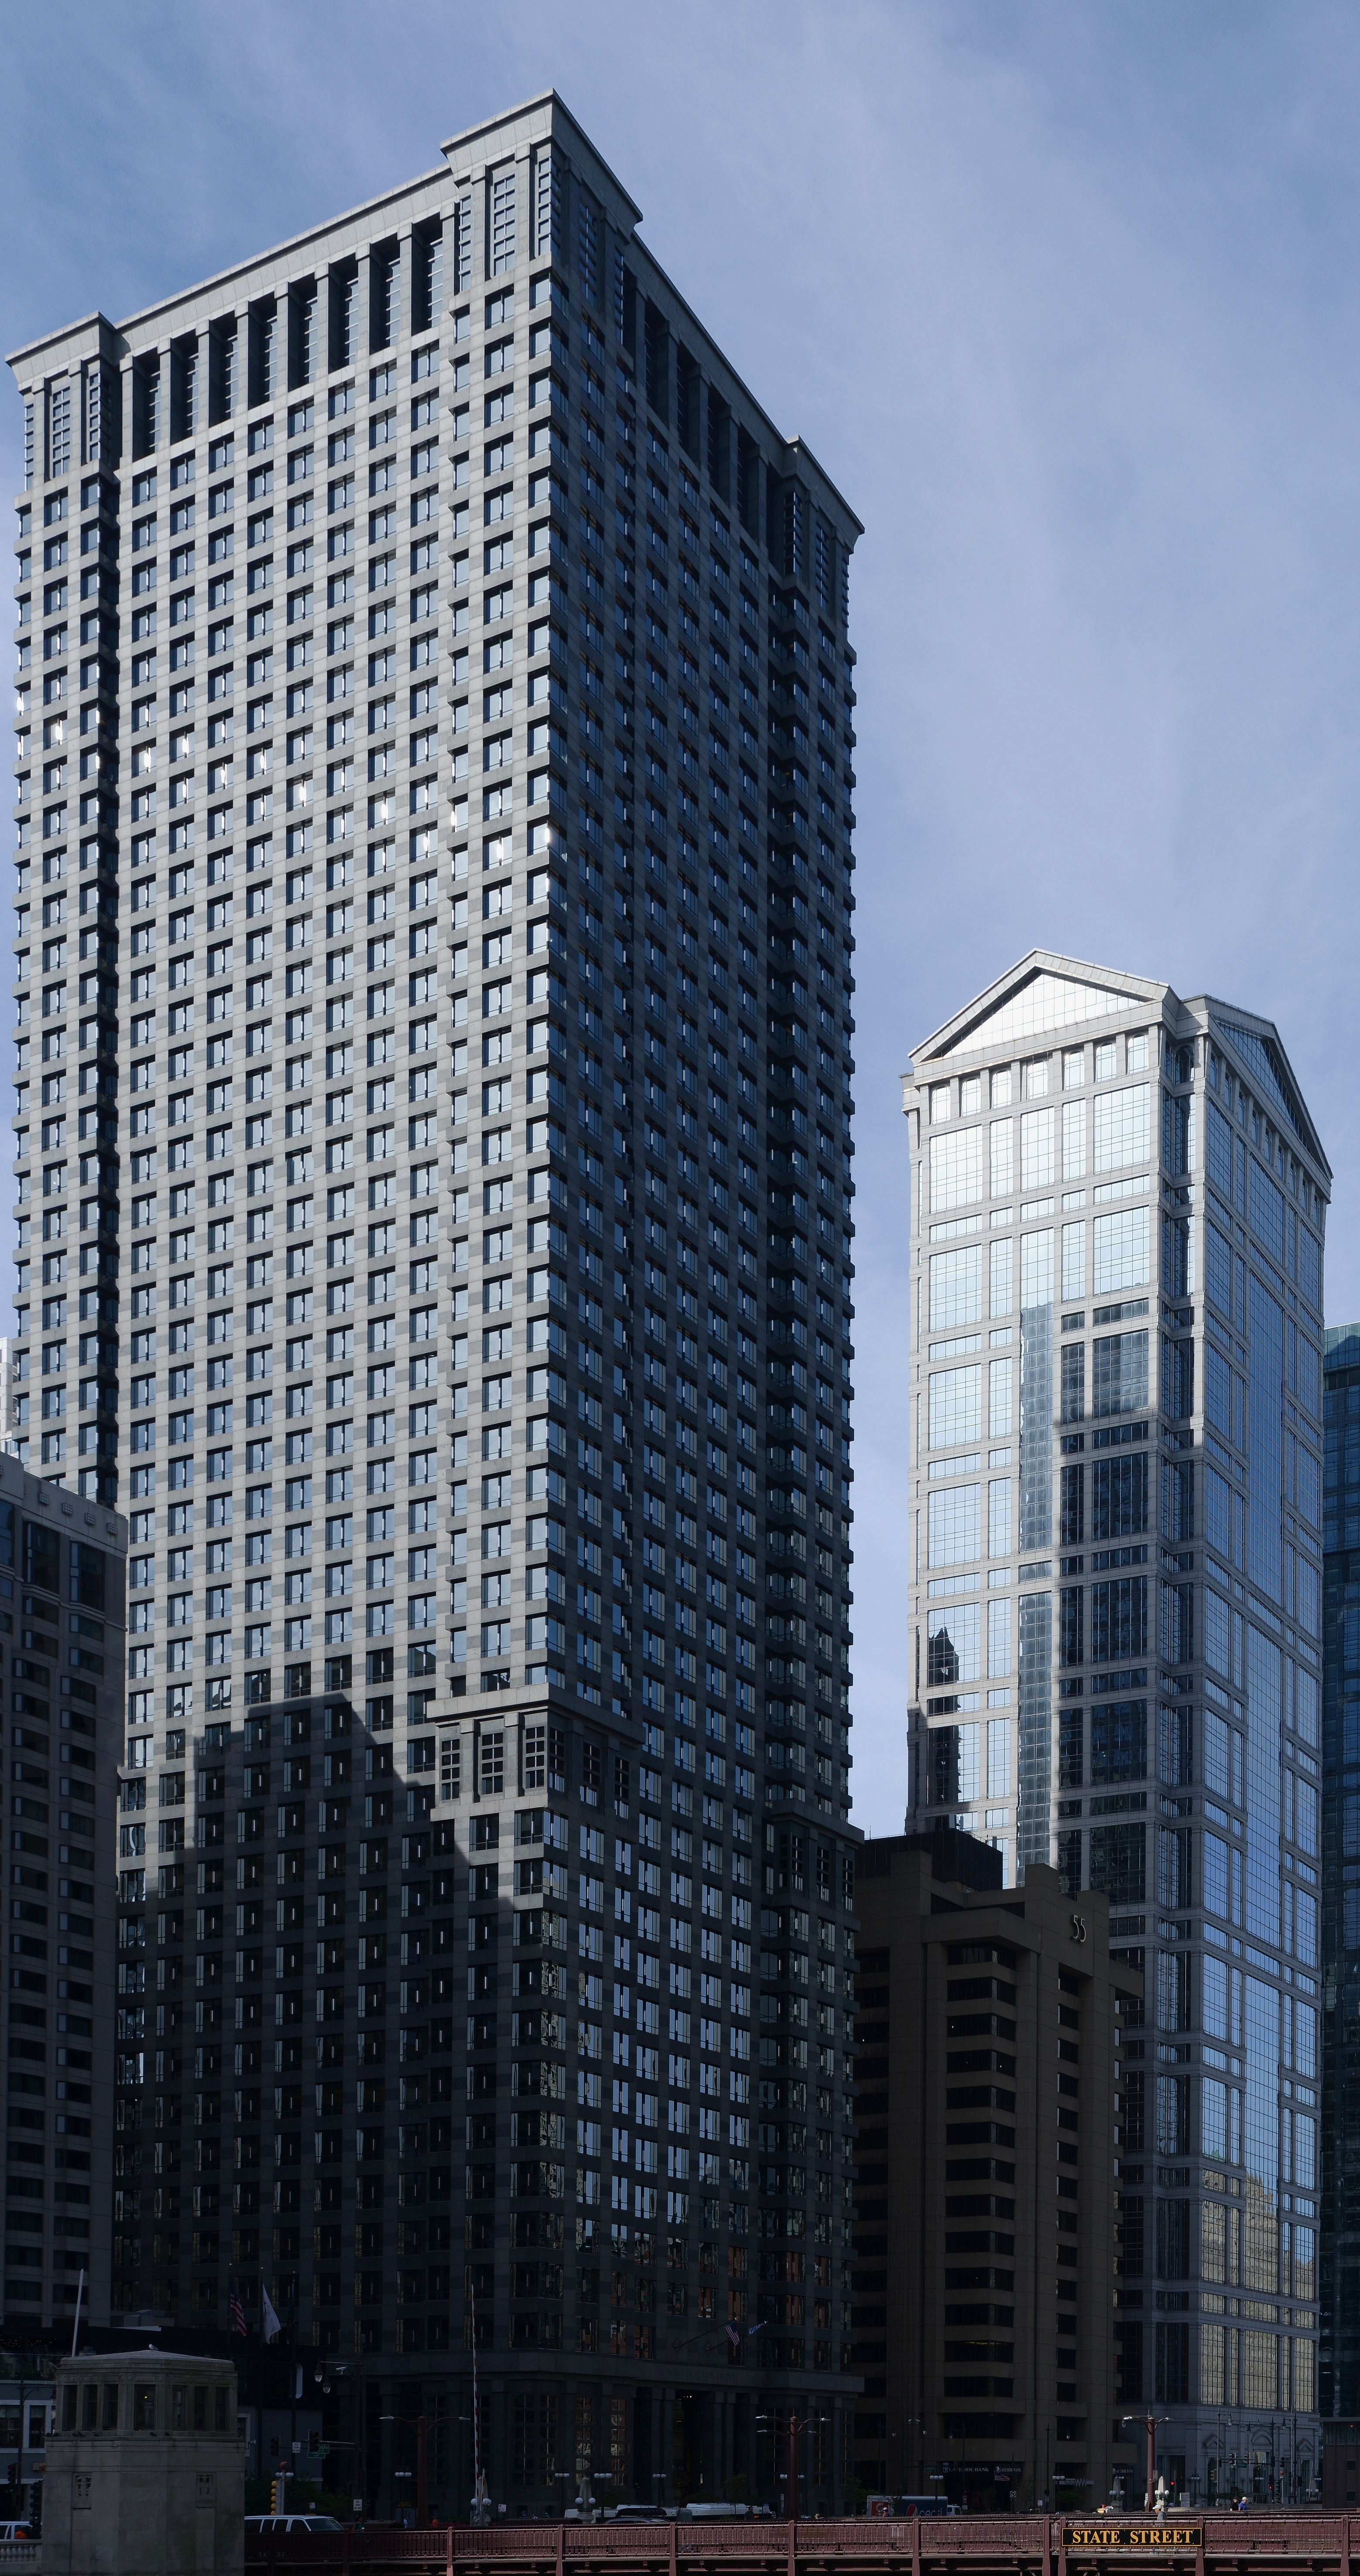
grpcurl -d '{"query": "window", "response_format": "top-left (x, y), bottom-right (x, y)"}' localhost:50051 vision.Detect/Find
top-left (927, 1483), bottom-right (980, 1568)
top-left (491, 172), bottom-right (517, 276)
top-left (1092, 1331), bottom-right (1148, 1420)
top-left (928, 1245), bottom-right (982, 1333)
top-left (1090, 1574), bottom-right (1148, 1661)
top-left (928, 1364), bottom-right (981, 1450)
top-left (1019, 1107), bottom-right (1054, 1193)
top-left (1060, 1343), bottom-right (1085, 1424)
top-left (1093, 1082), bottom-right (1151, 1173)
top-left (1091, 1699), bottom-right (1148, 1783)
top-left (929, 1127), bottom-right (983, 1212)
top-left (1087, 1821), bottom-right (1146, 1906)
top-left (1093, 1207), bottom-right (1149, 1296)
top-left (927, 1603), bottom-right (979, 1688)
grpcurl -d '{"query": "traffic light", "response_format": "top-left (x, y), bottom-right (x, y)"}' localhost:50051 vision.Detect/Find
top-left (271, 2480), bottom-right (281, 2514)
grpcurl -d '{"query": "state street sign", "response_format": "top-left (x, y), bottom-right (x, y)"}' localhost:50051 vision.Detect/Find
top-left (1062, 2531), bottom-right (1205, 2552)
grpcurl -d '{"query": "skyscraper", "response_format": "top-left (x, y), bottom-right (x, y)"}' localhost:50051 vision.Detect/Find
top-left (7, 94), bottom-right (863, 2508)
top-left (903, 951), bottom-right (1327, 2502)
top-left (0, 1456), bottom-right (126, 2339)
top-left (1320, 1323), bottom-right (1360, 2424)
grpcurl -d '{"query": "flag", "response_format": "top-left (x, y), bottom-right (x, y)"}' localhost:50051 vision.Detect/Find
top-left (262, 2287), bottom-right (283, 2344)
top-left (726, 2325), bottom-right (741, 2350)
top-left (229, 2280), bottom-right (246, 2339)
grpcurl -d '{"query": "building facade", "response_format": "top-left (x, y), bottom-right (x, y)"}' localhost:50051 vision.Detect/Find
top-left (7, 94), bottom-right (863, 2510)
top-left (850, 1832), bottom-right (1140, 2511)
top-left (42, 2347), bottom-right (243, 2576)
top-left (1321, 1323), bottom-right (1360, 2427)
top-left (0, 1454), bottom-right (127, 2336)
top-left (903, 952), bottom-right (1327, 2501)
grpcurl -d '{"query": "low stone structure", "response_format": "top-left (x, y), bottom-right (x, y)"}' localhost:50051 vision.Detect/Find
top-left (41, 2349), bottom-right (242, 2576)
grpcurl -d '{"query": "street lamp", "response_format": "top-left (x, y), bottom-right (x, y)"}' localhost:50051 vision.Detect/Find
top-left (1120, 2415), bottom-right (1166, 2515)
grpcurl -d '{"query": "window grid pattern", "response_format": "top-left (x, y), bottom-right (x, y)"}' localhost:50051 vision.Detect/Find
top-left (10, 96), bottom-right (864, 2464)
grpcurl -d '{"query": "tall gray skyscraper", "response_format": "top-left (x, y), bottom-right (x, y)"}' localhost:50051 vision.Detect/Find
top-left (7, 94), bottom-right (863, 2509)
top-left (0, 1458), bottom-right (126, 2343)
top-left (903, 950), bottom-right (1326, 2504)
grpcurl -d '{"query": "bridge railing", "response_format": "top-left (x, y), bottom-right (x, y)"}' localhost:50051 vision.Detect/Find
top-left (243, 2512), bottom-right (1360, 2573)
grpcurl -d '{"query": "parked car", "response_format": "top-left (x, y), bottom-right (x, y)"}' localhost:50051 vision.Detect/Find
top-left (609, 2507), bottom-right (669, 2523)
top-left (245, 2518), bottom-right (345, 2535)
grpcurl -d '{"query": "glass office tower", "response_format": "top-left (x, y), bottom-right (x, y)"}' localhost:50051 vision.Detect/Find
top-left (903, 950), bottom-right (1327, 2501)
top-left (1321, 1324), bottom-right (1360, 2424)
top-left (7, 93), bottom-right (863, 2510)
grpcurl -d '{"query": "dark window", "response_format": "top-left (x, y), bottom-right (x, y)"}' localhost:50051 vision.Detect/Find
top-left (928, 1622), bottom-right (961, 1688)
top-left (1059, 1464), bottom-right (1084, 1546)
top-left (22, 1517), bottom-right (59, 1595)
top-left (1087, 1821), bottom-right (1145, 1906)
top-left (1156, 2199), bottom-right (1190, 2279)
top-left (1058, 1708), bottom-right (1083, 1788)
top-left (1091, 1576), bottom-right (1148, 1660)
top-left (1092, 1330), bottom-right (1148, 1420)
top-left (1090, 1699), bottom-right (1148, 1784)
top-left (1115, 2319), bottom-right (1144, 2404)
top-left (1154, 2320), bottom-right (1189, 2404)
top-left (69, 1539), bottom-right (106, 1609)
top-left (1091, 1454), bottom-right (1149, 1539)
top-left (1060, 1344), bottom-right (1085, 1424)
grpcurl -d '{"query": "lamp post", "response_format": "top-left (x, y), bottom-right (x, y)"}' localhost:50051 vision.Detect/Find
top-left (1120, 2415), bottom-right (1165, 2514)
top-left (379, 2412), bottom-right (396, 2527)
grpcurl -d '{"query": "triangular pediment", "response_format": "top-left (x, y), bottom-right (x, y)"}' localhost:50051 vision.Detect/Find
top-left (1209, 1013), bottom-right (1306, 1144)
top-left (936, 967), bottom-right (1148, 1057)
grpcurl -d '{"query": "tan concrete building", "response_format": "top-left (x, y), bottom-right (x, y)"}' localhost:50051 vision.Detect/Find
top-left (41, 2349), bottom-right (242, 2576)
top-left (850, 1832), bottom-right (1141, 2509)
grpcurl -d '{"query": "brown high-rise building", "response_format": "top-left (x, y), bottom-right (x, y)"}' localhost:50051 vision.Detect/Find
top-left (851, 1833), bottom-right (1141, 2509)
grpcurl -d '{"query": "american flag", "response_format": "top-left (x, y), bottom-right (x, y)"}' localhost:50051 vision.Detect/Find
top-left (230, 2280), bottom-right (247, 2338)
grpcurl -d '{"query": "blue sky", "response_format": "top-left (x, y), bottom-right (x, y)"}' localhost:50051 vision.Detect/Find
top-left (7, 0), bottom-right (1360, 1834)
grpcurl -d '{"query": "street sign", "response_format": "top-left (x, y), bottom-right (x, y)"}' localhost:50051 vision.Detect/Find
top-left (1062, 2529), bottom-right (1205, 2552)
